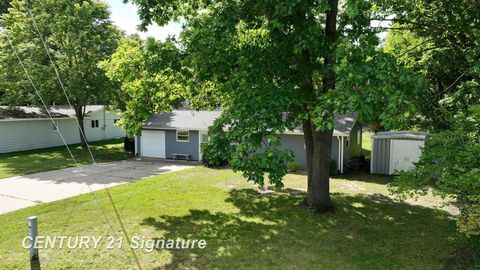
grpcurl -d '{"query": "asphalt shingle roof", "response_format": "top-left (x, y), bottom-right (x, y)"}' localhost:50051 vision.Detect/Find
top-left (0, 105), bottom-right (104, 120)
top-left (143, 110), bottom-right (222, 130)
top-left (143, 110), bottom-right (358, 135)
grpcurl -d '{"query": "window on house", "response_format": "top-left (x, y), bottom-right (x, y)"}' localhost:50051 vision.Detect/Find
top-left (176, 130), bottom-right (189, 142)
top-left (346, 138), bottom-right (350, 147)
top-left (91, 120), bottom-right (99, 128)
top-left (53, 122), bottom-right (58, 131)
top-left (357, 130), bottom-right (362, 145)
top-left (114, 119), bottom-right (120, 125)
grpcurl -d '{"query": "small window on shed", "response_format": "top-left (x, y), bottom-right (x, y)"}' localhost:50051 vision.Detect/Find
top-left (114, 119), bottom-right (120, 125)
top-left (53, 122), bottom-right (58, 131)
top-left (91, 120), bottom-right (99, 128)
top-left (176, 130), bottom-right (189, 142)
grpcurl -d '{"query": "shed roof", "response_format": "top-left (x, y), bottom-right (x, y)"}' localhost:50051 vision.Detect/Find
top-left (0, 105), bottom-right (104, 120)
top-left (143, 110), bottom-right (358, 136)
top-left (372, 131), bottom-right (428, 140)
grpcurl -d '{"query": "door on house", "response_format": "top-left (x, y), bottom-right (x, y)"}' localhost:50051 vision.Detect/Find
top-left (389, 139), bottom-right (424, 174)
top-left (198, 131), bottom-right (209, 161)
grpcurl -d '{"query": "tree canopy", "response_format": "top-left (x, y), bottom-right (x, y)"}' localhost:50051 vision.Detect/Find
top-left (378, 0), bottom-right (480, 237)
top-left (0, 0), bottom-right (121, 146)
top-left (101, 35), bottom-right (185, 137)
top-left (124, 0), bottom-right (422, 211)
top-left (381, 0), bottom-right (480, 130)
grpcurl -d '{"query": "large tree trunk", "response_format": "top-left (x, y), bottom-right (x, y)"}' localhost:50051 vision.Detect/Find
top-left (302, 0), bottom-right (338, 212)
top-left (303, 117), bottom-right (334, 212)
top-left (74, 105), bottom-right (88, 149)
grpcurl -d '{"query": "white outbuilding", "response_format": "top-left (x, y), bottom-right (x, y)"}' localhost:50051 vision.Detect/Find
top-left (370, 131), bottom-right (428, 175)
top-left (0, 105), bottom-right (125, 153)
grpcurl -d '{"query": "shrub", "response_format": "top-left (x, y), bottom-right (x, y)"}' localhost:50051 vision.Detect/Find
top-left (201, 119), bottom-right (233, 167)
top-left (287, 161), bottom-right (301, 172)
top-left (390, 106), bottom-right (480, 236)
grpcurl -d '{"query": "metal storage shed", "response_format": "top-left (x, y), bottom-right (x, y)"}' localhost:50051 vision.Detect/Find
top-left (371, 131), bottom-right (428, 175)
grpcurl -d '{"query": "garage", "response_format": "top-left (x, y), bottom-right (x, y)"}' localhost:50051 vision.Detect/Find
top-left (371, 131), bottom-right (428, 175)
top-left (140, 130), bottom-right (166, 158)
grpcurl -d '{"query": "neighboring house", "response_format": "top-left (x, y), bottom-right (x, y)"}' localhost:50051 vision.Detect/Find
top-left (371, 131), bottom-right (428, 175)
top-left (136, 110), bottom-right (362, 173)
top-left (0, 105), bottom-right (125, 153)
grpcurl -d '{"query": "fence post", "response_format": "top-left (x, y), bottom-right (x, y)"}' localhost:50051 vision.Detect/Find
top-left (28, 216), bottom-right (39, 261)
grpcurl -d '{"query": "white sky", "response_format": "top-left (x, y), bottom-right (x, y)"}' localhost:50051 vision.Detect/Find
top-left (105, 0), bottom-right (182, 40)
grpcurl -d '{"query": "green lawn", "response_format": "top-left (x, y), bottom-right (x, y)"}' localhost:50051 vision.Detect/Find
top-left (0, 167), bottom-right (470, 269)
top-left (0, 139), bottom-right (132, 179)
top-left (362, 131), bottom-right (373, 158)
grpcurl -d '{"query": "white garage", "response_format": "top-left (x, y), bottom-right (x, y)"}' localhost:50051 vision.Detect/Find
top-left (140, 130), bottom-right (165, 158)
top-left (370, 131), bottom-right (428, 175)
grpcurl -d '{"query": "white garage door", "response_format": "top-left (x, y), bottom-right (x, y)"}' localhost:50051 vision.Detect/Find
top-left (141, 130), bottom-right (166, 158)
top-left (389, 139), bottom-right (424, 175)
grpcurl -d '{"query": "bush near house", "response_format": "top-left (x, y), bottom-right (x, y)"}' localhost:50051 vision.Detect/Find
top-left (287, 161), bottom-right (301, 172)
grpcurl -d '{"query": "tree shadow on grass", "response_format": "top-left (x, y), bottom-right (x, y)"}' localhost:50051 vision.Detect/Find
top-left (140, 188), bottom-right (464, 270)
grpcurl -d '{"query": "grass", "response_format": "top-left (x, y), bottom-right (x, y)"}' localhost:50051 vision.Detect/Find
top-left (0, 139), bottom-right (132, 179)
top-left (362, 131), bottom-right (373, 158)
top-left (0, 167), bottom-right (469, 269)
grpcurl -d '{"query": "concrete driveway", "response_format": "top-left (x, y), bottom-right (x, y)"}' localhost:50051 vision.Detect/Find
top-left (0, 159), bottom-right (193, 215)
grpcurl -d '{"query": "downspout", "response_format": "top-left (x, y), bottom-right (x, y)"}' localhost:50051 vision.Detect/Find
top-left (337, 136), bottom-right (341, 174)
top-left (103, 107), bottom-right (106, 140)
top-left (340, 136), bottom-right (344, 173)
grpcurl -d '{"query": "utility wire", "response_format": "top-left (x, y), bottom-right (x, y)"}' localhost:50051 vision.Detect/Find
top-left (0, 17), bottom-right (136, 270)
top-left (24, 0), bottom-right (96, 164)
top-left (23, 1), bottom-right (143, 269)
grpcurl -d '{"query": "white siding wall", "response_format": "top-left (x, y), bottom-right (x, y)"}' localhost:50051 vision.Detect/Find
top-left (0, 110), bottom-right (125, 153)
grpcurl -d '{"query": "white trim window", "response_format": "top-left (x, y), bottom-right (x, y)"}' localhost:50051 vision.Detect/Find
top-left (176, 130), bottom-right (190, 142)
top-left (91, 120), bottom-right (99, 128)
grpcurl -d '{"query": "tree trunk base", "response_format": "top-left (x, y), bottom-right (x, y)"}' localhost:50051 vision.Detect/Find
top-left (302, 197), bottom-right (335, 213)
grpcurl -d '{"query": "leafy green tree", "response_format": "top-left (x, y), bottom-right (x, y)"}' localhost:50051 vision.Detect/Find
top-left (0, 0), bottom-right (120, 147)
top-left (391, 105), bottom-right (480, 236)
top-left (101, 35), bottom-right (185, 137)
top-left (127, 0), bottom-right (422, 211)
top-left (380, 0), bottom-right (480, 131)
top-left (378, 0), bottom-right (480, 242)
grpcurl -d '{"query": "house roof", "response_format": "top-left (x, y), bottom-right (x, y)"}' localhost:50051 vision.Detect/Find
top-left (143, 110), bottom-right (223, 130)
top-left (285, 112), bottom-right (358, 136)
top-left (373, 131), bottom-right (428, 140)
top-left (143, 110), bottom-right (358, 136)
top-left (0, 105), bottom-right (104, 120)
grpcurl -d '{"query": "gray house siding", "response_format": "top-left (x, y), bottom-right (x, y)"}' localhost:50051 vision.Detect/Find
top-left (165, 130), bottom-right (199, 160)
top-left (371, 138), bottom-right (391, 174)
top-left (279, 134), bottom-right (341, 172)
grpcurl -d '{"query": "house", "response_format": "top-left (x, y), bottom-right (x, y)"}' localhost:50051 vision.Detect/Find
top-left (0, 105), bottom-right (125, 153)
top-left (371, 131), bottom-right (428, 175)
top-left (135, 110), bottom-right (362, 173)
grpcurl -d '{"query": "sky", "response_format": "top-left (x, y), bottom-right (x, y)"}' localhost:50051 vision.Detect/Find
top-left (105, 0), bottom-right (182, 40)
